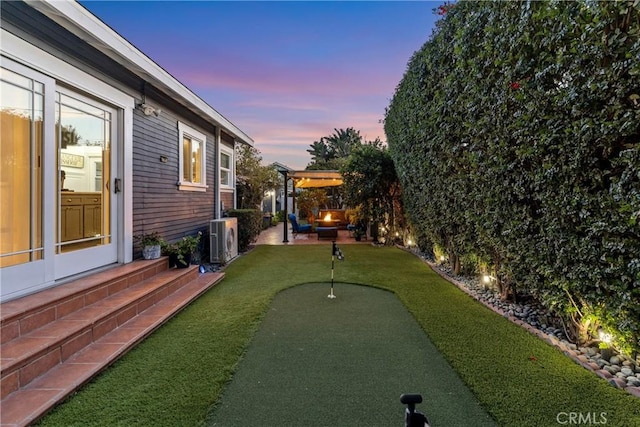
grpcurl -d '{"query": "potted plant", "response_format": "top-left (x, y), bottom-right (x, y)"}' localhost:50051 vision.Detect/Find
top-left (161, 240), bottom-right (178, 268)
top-left (174, 232), bottom-right (201, 268)
top-left (346, 205), bottom-right (367, 241)
top-left (135, 231), bottom-right (163, 260)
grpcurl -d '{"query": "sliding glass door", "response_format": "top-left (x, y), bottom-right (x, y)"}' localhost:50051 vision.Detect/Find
top-left (1, 58), bottom-right (120, 299)
top-left (54, 89), bottom-right (118, 278)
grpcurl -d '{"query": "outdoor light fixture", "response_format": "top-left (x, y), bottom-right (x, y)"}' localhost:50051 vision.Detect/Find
top-left (483, 275), bottom-right (497, 283)
top-left (598, 329), bottom-right (613, 345)
top-left (440, 255), bottom-right (445, 261)
top-left (138, 103), bottom-right (161, 117)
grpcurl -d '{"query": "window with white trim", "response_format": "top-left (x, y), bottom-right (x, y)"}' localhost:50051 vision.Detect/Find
top-left (178, 122), bottom-right (207, 191)
top-left (219, 145), bottom-right (234, 189)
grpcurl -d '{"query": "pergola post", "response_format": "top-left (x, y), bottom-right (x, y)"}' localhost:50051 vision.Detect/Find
top-left (280, 170), bottom-right (289, 243)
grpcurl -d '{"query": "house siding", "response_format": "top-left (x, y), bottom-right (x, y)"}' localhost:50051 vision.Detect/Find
top-left (1, 0), bottom-right (249, 293)
top-left (220, 192), bottom-right (234, 213)
top-left (3, 1), bottom-right (231, 255)
top-left (132, 108), bottom-right (218, 255)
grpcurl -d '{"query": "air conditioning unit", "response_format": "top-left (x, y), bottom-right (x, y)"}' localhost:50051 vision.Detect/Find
top-left (210, 218), bottom-right (238, 263)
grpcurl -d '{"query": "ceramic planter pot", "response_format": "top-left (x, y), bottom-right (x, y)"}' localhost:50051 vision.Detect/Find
top-left (176, 253), bottom-right (192, 269)
top-left (142, 245), bottom-right (161, 260)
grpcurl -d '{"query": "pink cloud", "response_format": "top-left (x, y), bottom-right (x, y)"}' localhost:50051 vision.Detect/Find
top-left (236, 99), bottom-right (328, 112)
top-left (174, 55), bottom-right (397, 99)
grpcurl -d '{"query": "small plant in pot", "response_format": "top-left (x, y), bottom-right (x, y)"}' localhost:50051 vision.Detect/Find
top-left (135, 231), bottom-right (163, 260)
top-left (161, 240), bottom-right (179, 268)
top-left (175, 232), bottom-right (201, 268)
top-left (353, 228), bottom-right (365, 241)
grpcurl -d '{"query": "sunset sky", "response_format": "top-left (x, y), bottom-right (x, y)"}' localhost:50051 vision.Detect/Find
top-left (81, 1), bottom-right (440, 170)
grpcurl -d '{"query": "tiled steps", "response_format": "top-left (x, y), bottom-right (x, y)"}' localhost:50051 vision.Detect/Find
top-left (0, 259), bottom-right (224, 427)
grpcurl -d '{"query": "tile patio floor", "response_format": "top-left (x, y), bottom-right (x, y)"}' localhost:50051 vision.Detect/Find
top-left (255, 224), bottom-right (369, 246)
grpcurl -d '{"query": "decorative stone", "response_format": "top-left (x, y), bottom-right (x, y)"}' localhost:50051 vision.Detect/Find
top-left (621, 367), bottom-right (634, 376)
top-left (587, 362), bottom-right (600, 371)
top-left (626, 377), bottom-right (640, 387)
top-left (625, 386), bottom-right (640, 398)
top-left (600, 349), bottom-right (614, 361)
top-left (609, 377), bottom-right (627, 389)
top-left (547, 336), bottom-right (559, 347)
top-left (596, 369), bottom-right (613, 379)
top-left (425, 260), bottom-right (640, 399)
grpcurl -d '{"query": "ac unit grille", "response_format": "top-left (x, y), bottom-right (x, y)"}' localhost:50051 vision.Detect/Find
top-left (210, 218), bottom-right (238, 263)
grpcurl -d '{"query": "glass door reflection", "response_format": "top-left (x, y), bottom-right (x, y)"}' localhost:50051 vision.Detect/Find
top-left (56, 92), bottom-right (111, 253)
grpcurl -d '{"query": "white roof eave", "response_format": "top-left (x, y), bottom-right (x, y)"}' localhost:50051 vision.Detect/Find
top-left (30, 0), bottom-right (254, 146)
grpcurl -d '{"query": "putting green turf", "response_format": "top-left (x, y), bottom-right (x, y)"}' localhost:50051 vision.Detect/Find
top-left (206, 282), bottom-right (496, 427)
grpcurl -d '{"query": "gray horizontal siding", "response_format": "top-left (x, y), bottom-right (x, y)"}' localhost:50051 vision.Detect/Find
top-left (2, 1), bottom-right (241, 261)
top-left (132, 107), bottom-right (217, 256)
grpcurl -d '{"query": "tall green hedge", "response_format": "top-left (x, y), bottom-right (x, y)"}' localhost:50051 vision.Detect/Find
top-left (226, 209), bottom-right (262, 253)
top-left (385, 0), bottom-right (640, 355)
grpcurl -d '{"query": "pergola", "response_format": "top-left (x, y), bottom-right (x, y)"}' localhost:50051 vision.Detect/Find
top-left (277, 169), bottom-right (344, 242)
top-left (289, 170), bottom-right (343, 188)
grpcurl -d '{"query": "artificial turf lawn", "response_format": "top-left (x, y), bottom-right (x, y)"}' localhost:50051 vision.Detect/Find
top-left (36, 245), bottom-right (640, 427)
top-left (206, 282), bottom-right (495, 426)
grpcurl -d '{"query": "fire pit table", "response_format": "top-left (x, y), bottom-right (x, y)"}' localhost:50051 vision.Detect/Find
top-left (315, 220), bottom-right (339, 239)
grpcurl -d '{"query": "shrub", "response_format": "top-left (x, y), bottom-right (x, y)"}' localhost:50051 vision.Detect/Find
top-left (227, 209), bottom-right (262, 252)
top-left (274, 210), bottom-right (286, 223)
top-left (385, 0), bottom-right (640, 354)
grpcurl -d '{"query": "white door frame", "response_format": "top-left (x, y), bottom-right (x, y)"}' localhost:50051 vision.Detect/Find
top-left (54, 87), bottom-right (119, 280)
top-left (1, 30), bottom-right (134, 301)
top-left (0, 57), bottom-right (56, 297)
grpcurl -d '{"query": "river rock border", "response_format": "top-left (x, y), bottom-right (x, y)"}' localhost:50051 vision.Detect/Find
top-left (401, 246), bottom-right (640, 399)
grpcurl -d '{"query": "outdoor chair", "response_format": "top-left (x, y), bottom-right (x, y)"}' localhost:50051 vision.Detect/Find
top-left (288, 213), bottom-right (312, 235)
